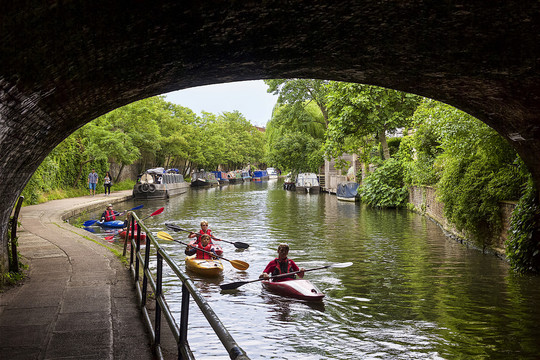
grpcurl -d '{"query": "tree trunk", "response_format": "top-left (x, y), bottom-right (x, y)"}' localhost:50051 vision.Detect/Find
top-left (378, 130), bottom-right (390, 160)
top-left (115, 164), bottom-right (125, 183)
top-left (73, 159), bottom-right (93, 187)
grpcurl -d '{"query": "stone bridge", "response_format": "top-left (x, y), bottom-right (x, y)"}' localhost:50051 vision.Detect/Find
top-left (1, 1), bottom-right (540, 266)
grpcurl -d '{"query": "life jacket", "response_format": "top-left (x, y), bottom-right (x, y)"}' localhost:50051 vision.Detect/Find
top-left (195, 229), bottom-right (213, 244)
top-left (271, 258), bottom-right (296, 280)
top-left (104, 210), bottom-right (116, 221)
top-left (196, 243), bottom-right (215, 259)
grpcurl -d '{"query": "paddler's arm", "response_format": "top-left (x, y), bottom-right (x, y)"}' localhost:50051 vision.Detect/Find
top-left (185, 245), bottom-right (196, 255)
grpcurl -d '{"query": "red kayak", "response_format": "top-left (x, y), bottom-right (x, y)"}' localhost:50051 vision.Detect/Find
top-left (118, 229), bottom-right (147, 242)
top-left (262, 279), bottom-right (325, 301)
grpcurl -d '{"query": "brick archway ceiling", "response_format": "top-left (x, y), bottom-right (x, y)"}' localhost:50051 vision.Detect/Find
top-left (1, 1), bottom-right (540, 252)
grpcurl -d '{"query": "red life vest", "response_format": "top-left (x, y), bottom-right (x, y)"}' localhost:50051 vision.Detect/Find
top-left (195, 229), bottom-right (213, 244)
top-left (104, 210), bottom-right (116, 221)
top-left (196, 243), bottom-right (215, 259)
top-left (271, 258), bottom-right (296, 280)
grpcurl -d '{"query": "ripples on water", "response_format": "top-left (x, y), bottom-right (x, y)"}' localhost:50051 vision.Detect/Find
top-left (85, 181), bottom-right (540, 359)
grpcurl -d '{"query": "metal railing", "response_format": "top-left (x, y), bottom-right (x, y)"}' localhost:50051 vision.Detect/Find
top-left (8, 196), bottom-right (24, 272)
top-left (125, 212), bottom-right (249, 360)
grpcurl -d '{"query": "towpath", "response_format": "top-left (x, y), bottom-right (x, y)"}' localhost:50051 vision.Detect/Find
top-left (0, 190), bottom-right (154, 359)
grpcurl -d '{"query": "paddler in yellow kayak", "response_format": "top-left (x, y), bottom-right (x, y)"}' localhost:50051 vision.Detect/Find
top-left (259, 243), bottom-right (305, 281)
top-left (185, 234), bottom-right (218, 259)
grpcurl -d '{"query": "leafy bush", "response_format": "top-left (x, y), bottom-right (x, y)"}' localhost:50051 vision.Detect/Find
top-left (506, 179), bottom-right (540, 274)
top-left (360, 158), bottom-right (408, 208)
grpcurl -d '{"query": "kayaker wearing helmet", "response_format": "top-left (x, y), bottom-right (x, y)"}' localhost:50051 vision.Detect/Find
top-left (101, 204), bottom-right (120, 222)
top-left (259, 243), bottom-right (305, 282)
top-left (185, 234), bottom-right (217, 259)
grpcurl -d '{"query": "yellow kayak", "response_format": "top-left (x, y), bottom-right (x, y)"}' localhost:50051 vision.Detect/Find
top-left (185, 255), bottom-right (224, 277)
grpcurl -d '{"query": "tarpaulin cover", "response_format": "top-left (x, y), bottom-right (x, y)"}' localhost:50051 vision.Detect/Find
top-left (337, 182), bottom-right (359, 198)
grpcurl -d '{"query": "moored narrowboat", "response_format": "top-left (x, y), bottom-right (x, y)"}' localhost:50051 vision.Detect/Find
top-left (295, 173), bottom-right (320, 194)
top-left (133, 168), bottom-right (189, 199)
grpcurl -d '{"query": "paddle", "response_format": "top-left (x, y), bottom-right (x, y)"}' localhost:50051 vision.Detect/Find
top-left (156, 231), bottom-right (249, 271)
top-left (165, 223), bottom-right (250, 249)
top-left (103, 207), bottom-right (164, 240)
top-left (219, 262), bottom-right (353, 290)
top-left (83, 204), bottom-right (144, 226)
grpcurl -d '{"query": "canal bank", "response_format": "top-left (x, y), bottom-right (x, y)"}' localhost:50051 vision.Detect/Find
top-left (408, 185), bottom-right (515, 258)
top-left (0, 191), bottom-right (154, 359)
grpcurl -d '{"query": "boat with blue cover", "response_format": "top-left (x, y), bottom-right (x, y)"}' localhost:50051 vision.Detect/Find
top-left (337, 182), bottom-right (359, 201)
top-left (252, 170), bottom-right (268, 182)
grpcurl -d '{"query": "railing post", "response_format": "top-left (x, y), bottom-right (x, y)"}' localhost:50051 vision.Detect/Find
top-left (141, 224), bottom-right (150, 305)
top-left (134, 222), bottom-right (141, 282)
top-left (155, 253), bottom-right (163, 349)
top-left (123, 214), bottom-right (130, 257)
top-left (179, 283), bottom-right (190, 360)
top-left (9, 196), bottom-right (24, 273)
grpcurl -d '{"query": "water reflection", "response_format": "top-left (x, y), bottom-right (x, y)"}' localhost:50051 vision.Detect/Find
top-left (82, 180), bottom-right (540, 359)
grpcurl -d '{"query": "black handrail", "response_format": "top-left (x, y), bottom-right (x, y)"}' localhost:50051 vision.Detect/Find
top-left (127, 212), bottom-right (249, 360)
top-left (9, 196), bottom-right (24, 272)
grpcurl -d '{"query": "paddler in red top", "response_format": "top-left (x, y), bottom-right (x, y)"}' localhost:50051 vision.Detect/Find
top-left (187, 220), bottom-right (223, 255)
top-left (259, 243), bottom-right (305, 282)
top-left (185, 234), bottom-right (217, 259)
top-left (188, 220), bottom-right (212, 241)
top-left (101, 204), bottom-right (121, 222)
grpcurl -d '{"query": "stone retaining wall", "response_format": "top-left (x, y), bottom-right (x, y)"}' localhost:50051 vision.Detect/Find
top-left (408, 186), bottom-right (516, 257)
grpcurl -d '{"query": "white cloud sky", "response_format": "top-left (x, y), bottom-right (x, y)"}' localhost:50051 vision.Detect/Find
top-left (163, 80), bottom-right (278, 127)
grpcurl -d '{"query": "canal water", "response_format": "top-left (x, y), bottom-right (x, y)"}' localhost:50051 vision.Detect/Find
top-left (85, 180), bottom-right (540, 359)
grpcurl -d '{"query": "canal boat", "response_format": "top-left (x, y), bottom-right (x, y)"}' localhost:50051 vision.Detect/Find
top-left (295, 173), bottom-right (320, 194)
top-left (212, 171), bottom-right (230, 185)
top-left (283, 173), bottom-right (296, 190)
top-left (267, 167), bottom-right (279, 179)
top-left (262, 279), bottom-right (325, 301)
top-left (241, 171), bottom-right (252, 182)
top-left (191, 170), bottom-right (219, 187)
top-left (227, 171), bottom-right (243, 184)
top-left (133, 167), bottom-right (189, 199)
top-left (336, 182), bottom-right (359, 202)
top-left (97, 220), bottom-right (125, 228)
top-left (252, 170), bottom-right (269, 182)
top-left (185, 255), bottom-right (224, 277)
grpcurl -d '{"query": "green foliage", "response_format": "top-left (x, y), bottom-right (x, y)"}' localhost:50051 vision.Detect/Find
top-left (506, 178), bottom-right (540, 274)
top-left (266, 132), bottom-right (323, 173)
top-left (325, 82), bottom-right (420, 161)
top-left (402, 99), bottom-right (529, 244)
top-left (360, 158), bottom-right (408, 208)
top-left (386, 137), bottom-right (401, 156)
top-left (264, 81), bottom-right (327, 172)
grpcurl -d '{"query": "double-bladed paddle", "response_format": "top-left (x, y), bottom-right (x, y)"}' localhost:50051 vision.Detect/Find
top-left (83, 204), bottom-right (144, 227)
top-left (219, 262), bottom-right (353, 290)
top-left (103, 207), bottom-right (164, 240)
top-left (165, 223), bottom-right (250, 249)
top-left (156, 231), bottom-right (249, 271)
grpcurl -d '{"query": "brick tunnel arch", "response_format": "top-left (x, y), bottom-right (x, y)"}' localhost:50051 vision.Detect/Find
top-left (2, 1), bottom-right (540, 266)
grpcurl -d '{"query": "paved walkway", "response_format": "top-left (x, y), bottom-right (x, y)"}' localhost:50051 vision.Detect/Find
top-left (0, 191), bottom-right (154, 359)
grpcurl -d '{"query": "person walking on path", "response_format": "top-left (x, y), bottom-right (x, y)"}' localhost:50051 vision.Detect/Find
top-left (104, 171), bottom-right (112, 196)
top-left (88, 168), bottom-right (99, 196)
